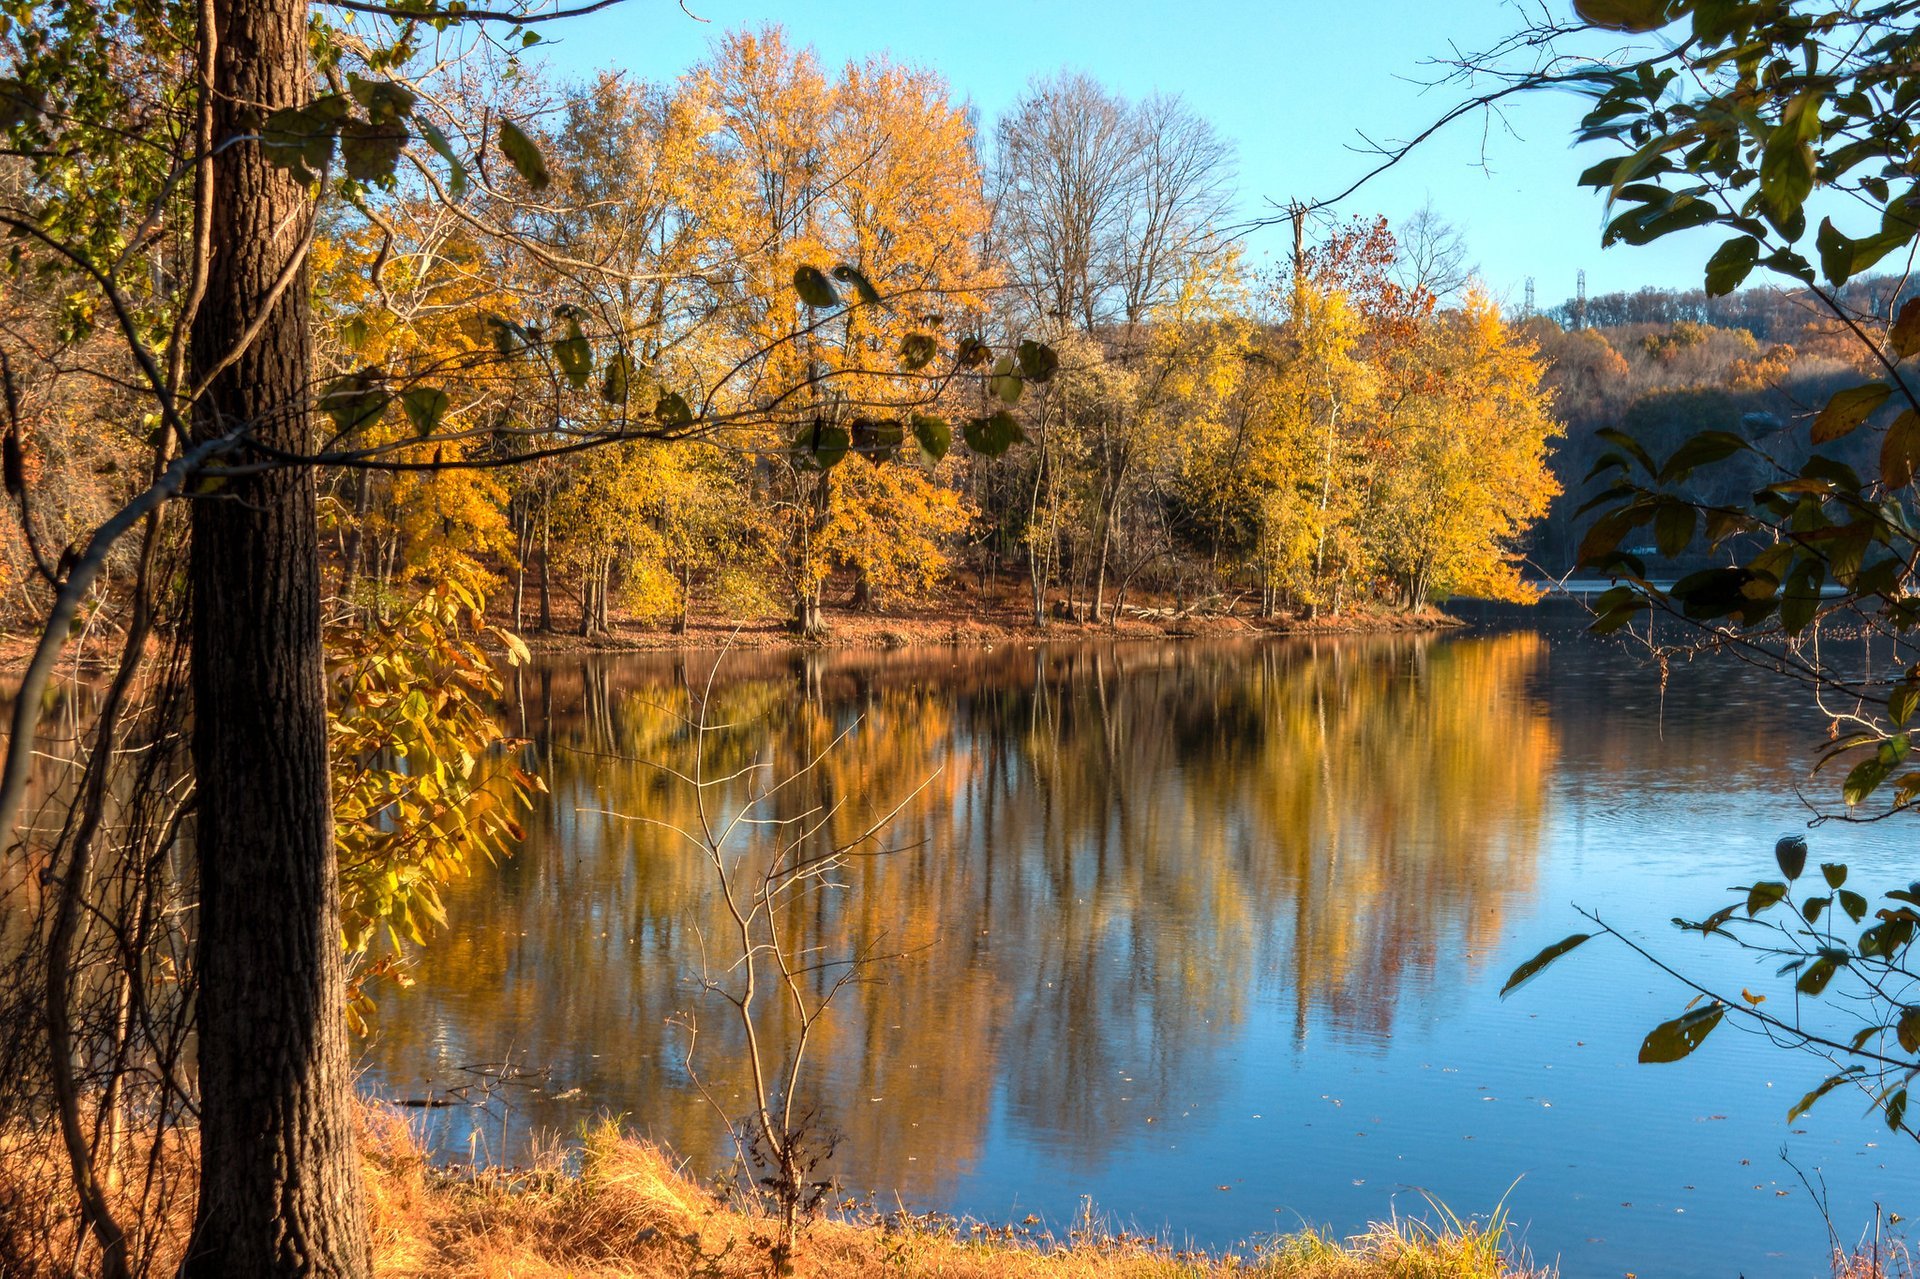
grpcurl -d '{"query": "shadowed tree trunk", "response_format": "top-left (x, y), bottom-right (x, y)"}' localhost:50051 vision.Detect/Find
top-left (184, 0), bottom-right (372, 1273)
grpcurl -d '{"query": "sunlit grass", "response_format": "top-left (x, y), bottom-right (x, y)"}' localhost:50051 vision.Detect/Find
top-left (359, 1108), bottom-right (1554, 1278)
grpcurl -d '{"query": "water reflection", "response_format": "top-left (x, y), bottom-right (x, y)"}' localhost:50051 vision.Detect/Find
top-left (364, 633), bottom-right (1555, 1195)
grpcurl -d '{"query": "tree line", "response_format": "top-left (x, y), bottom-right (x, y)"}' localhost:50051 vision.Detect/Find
top-left (1, 26), bottom-right (1565, 644)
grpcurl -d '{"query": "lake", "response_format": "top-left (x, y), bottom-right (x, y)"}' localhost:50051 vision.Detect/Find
top-left (359, 601), bottom-right (1913, 1278)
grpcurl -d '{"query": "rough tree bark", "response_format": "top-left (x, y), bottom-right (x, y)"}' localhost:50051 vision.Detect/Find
top-left (183, 0), bottom-right (373, 1273)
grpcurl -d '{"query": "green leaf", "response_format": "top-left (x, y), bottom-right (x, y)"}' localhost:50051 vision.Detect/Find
top-left (898, 332), bottom-right (938, 371)
top-left (791, 420), bottom-right (849, 470)
top-left (1016, 339), bottom-right (1060, 382)
top-left (830, 264), bottom-right (881, 305)
top-left (1822, 862), bottom-right (1848, 889)
top-left (962, 410), bottom-right (1025, 458)
top-left (1775, 834), bottom-right (1808, 881)
top-left (339, 117), bottom-right (409, 184)
top-left (1780, 560), bottom-right (1824, 636)
top-left (910, 414), bottom-right (951, 466)
top-left (496, 119), bottom-right (550, 191)
top-left (320, 372), bottom-right (389, 434)
top-left (1659, 430), bottom-right (1748, 483)
top-left (653, 392), bottom-right (693, 427)
top-left (1575, 0), bottom-right (1672, 32)
top-left (989, 355), bottom-right (1023, 405)
top-left (1639, 1004), bottom-right (1725, 1063)
top-left (1886, 1088), bottom-right (1908, 1132)
top-left (1789, 1068), bottom-right (1865, 1122)
top-left (792, 266), bottom-right (839, 309)
top-left (1759, 95), bottom-right (1820, 235)
top-left (1813, 383), bottom-right (1893, 444)
top-left (1500, 932), bottom-right (1593, 997)
top-left (850, 417), bottom-right (904, 459)
top-left (1883, 409), bottom-right (1920, 489)
top-left (1898, 1007), bottom-right (1920, 1055)
top-left (1891, 298), bottom-right (1920, 362)
top-left (600, 352), bottom-right (633, 404)
top-left (1595, 427), bottom-right (1656, 477)
top-left (553, 324), bottom-right (591, 391)
top-left (1654, 502), bottom-right (1695, 557)
top-left (417, 118), bottom-right (468, 199)
top-left (955, 335), bottom-right (992, 368)
top-left (1704, 234), bottom-right (1760, 296)
top-left (1747, 880), bottom-right (1788, 916)
top-left (1797, 954), bottom-right (1843, 995)
top-left (401, 386), bottom-right (449, 435)
top-left (1843, 739), bottom-right (1909, 805)
top-left (1839, 889), bottom-right (1869, 923)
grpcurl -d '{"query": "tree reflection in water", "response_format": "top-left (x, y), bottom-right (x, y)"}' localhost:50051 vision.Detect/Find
top-left (361, 633), bottom-right (1554, 1200)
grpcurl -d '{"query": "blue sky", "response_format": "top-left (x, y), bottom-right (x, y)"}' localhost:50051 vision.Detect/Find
top-left (529, 1), bottom-right (1717, 306)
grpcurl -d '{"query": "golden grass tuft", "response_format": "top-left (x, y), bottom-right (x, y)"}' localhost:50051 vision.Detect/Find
top-left (359, 1108), bottom-right (1553, 1279)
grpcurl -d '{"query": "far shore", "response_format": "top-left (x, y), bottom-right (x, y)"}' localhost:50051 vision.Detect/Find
top-left (0, 588), bottom-right (1469, 681)
top-left (512, 585), bottom-right (1465, 660)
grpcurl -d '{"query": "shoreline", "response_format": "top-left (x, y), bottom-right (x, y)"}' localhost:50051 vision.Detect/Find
top-left (0, 598), bottom-right (1466, 681)
top-left (514, 600), bottom-right (1466, 660)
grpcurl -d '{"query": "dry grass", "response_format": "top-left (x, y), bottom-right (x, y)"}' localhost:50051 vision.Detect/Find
top-left (17, 1104), bottom-right (1908, 1278)
top-left (360, 1109), bottom-right (1550, 1279)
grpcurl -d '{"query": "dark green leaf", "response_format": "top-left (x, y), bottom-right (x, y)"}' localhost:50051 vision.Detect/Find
top-left (1704, 234), bottom-right (1760, 296)
top-left (1891, 298), bottom-right (1920, 362)
top-left (339, 117), bottom-right (408, 184)
top-left (401, 386), bottom-right (449, 435)
top-left (910, 414), bottom-right (951, 466)
top-left (962, 410), bottom-right (1025, 458)
top-left (653, 392), bottom-right (693, 427)
top-left (791, 421), bottom-right (849, 470)
top-left (497, 119), bottom-right (550, 191)
top-left (1788, 1068), bottom-right (1864, 1122)
top-left (1639, 1003), bottom-right (1726, 1063)
top-left (417, 118), bottom-right (468, 199)
top-left (955, 335), bottom-right (992, 369)
top-left (831, 264), bottom-right (881, 305)
top-left (792, 266), bottom-right (839, 309)
top-left (320, 372), bottom-right (389, 434)
top-left (1883, 409), bottom-right (1920, 489)
top-left (1813, 383), bottom-right (1891, 444)
top-left (898, 332), bottom-right (938, 371)
top-left (1500, 933), bottom-right (1594, 997)
top-left (1655, 502), bottom-right (1695, 557)
top-left (1016, 339), bottom-right (1060, 382)
top-left (1797, 954), bottom-right (1843, 995)
top-left (1775, 834), bottom-right (1808, 881)
top-left (989, 356), bottom-right (1023, 406)
top-left (1898, 1006), bottom-right (1920, 1054)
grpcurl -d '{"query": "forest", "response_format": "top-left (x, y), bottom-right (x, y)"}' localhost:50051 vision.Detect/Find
top-left (1, 27), bottom-right (1563, 643)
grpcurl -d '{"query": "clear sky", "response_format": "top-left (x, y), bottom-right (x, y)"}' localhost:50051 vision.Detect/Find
top-left (528, 1), bottom-right (1718, 307)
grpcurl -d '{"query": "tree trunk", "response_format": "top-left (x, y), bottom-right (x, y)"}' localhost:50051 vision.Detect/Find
top-left (337, 469), bottom-right (369, 603)
top-left (538, 508), bottom-right (552, 633)
top-left (184, 0), bottom-right (372, 1273)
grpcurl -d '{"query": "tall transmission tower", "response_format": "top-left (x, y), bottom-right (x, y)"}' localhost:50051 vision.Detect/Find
top-left (1574, 269), bottom-right (1588, 330)
top-left (1523, 277), bottom-right (1536, 319)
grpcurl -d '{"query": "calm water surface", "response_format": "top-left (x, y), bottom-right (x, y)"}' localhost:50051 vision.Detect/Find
top-left (360, 603), bottom-right (1913, 1277)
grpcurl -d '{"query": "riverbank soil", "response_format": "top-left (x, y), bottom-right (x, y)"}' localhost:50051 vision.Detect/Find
top-left (516, 576), bottom-right (1460, 658)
